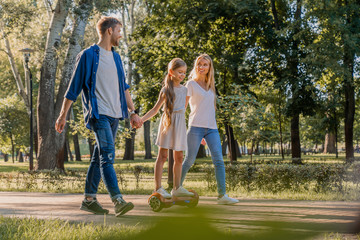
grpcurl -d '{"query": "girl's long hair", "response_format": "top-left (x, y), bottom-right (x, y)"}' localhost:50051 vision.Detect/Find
top-left (162, 58), bottom-right (187, 131)
top-left (188, 54), bottom-right (216, 107)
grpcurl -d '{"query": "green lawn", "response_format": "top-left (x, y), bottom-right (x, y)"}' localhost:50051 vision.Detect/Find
top-left (0, 153), bottom-right (359, 201)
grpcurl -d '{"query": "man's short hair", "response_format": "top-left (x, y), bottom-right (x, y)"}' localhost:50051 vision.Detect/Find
top-left (96, 16), bottom-right (122, 37)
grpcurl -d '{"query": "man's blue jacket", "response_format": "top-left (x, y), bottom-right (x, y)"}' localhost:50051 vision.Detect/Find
top-left (65, 44), bottom-right (130, 129)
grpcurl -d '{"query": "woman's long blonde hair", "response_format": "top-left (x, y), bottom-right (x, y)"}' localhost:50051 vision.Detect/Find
top-left (162, 58), bottom-right (187, 131)
top-left (188, 54), bottom-right (216, 107)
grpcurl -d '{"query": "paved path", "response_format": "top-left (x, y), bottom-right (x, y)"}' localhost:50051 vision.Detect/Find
top-left (0, 192), bottom-right (359, 238)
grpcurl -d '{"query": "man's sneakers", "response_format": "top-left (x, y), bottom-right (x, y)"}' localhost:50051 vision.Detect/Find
top-left (80, 198), bottom-right (109, 214)
top-left (217, 194), bottom-right (239, 205)
top-left (114, 197), bottom-right (134, 217)
top-left (156, 187), bottom-right (172, 199)
top-left (171, 186), bottom-right (195, 197)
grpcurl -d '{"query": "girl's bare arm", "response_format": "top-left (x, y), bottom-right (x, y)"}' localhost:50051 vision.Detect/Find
top-left (141, 92), bottom-right (165, 122)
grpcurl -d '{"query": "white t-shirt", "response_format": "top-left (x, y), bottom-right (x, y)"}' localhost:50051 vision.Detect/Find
top-left (185, 80), bottom-right (217, 129)
top-left (95, 46), bottom-right (122, 118)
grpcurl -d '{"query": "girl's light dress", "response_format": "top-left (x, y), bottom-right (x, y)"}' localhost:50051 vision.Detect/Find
top-left (155, 85), bottom-right (187, 151)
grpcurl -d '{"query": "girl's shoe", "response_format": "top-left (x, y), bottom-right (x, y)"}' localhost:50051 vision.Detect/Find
top-left (156, 187), bottom-right (172, 199)
top-left (217, 194), bottom-right (239, 205)
top-left (171, 186), bottom-right (195, 197)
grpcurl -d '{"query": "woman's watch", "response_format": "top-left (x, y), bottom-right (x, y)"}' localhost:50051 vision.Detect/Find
top-left (129, 109), bottom-right (138, 116)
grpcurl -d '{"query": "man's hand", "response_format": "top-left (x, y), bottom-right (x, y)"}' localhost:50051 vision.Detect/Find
top-left (55, 115), bottom-right (67, 133)
top-left (130, 114), bottom-right (143, 129)
top-left (55, 98), bottom-right (73, 133)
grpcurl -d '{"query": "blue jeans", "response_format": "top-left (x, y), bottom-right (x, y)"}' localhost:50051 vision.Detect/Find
top-left (181, 126), bottom-right (226, 195)
top-left (85, 115), bottom-right (122, 201)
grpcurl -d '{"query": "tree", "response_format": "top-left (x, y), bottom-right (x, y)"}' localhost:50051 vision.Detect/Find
top-left (37, 0), bottom-right (99, 170)
top-left (36, 0), bottom-right (70, 170)
top-left (53, 0), bottom-right (94, 170)
top-left (265, 0), bottom-right (319, 163)
top-left (0, 0), bottom-right (41, 159)
top-left (306, 0), bottom-right (360, 162)
top-left (131, 0), bottom-right (270, 161)
top-left (0, 95), bottom-right (29, 162)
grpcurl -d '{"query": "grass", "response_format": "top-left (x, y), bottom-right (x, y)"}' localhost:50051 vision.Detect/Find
top-left (1, 215), bottom-right (358, 240)
top-left (0, 154), bottom-right (359, 201)
top-left (0, 154), bottom-right (359, 239)
top-left (319, 233), bottom-right (360, 240)
top-left (0, 216), bottom-right (143, 240)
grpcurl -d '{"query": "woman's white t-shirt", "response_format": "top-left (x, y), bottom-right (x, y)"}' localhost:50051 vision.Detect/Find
top-left (185, 80), bottom-right (217, 129)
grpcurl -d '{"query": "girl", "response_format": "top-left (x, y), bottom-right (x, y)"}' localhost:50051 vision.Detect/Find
top-left (181, 54), bottom-right (239, 205)
top-left (141, 58), bottom-right (194, 198)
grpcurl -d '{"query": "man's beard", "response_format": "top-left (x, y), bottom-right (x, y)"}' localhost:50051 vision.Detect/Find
top-left (111, 36), bottom-right (119, 47)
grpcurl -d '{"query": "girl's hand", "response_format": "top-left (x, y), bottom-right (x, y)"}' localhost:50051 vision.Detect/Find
top-left (201, 138), bottom-right (206, 146)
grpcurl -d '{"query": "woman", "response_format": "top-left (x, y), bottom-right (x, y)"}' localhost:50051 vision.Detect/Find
top-left (181, 54), bottom-right (239, 205)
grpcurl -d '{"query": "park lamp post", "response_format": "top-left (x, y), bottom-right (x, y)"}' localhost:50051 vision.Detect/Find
top-left (19, 48), bottom-right (35, 171)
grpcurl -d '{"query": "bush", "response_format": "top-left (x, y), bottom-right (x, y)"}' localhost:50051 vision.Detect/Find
top-left (203, 163), bottom-right (353, 194)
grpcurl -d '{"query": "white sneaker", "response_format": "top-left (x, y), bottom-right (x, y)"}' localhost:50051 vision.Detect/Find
top-left (156, 187), bottom-right (172, 199)
top-left (217, 194), bottom-right (239, 205)
top-left (171, 186), bottom-right (195, 197)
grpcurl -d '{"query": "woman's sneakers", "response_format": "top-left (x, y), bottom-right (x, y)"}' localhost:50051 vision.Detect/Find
top-left (171, 186), bottom-right (194, 197)
top-left (217, 194), bottom-right (239, 205)
top-left (156, 187), bottom-right (172, 199)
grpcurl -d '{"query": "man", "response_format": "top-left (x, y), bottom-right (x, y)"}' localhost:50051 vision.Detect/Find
top-left (55, 16), bottom-right (142, 217)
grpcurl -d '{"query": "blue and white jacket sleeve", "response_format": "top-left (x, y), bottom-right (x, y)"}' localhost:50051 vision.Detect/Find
top-left (64, 51), bottom-right (86, 102)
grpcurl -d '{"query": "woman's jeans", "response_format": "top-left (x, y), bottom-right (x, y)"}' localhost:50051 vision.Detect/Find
top-left (85, 115), bottom-right (122, 201)
top-left (181, 126), bottom-right (226, 195)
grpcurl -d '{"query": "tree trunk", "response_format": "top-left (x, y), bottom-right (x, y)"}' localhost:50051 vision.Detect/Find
top-left (4, 154), bottom-right (8, 162)
top-left (73, 133), bottom-right (82, 161)
top-left (120, 1), bottom-right (137, 161)
top-left (123, 119), bottom-right (136, 160)
top-left (37, 0), bottom-right (69, 170)
top-left (66, 137), bottom-right (73, 161)
top-left (56, 142), bottom-right (66, 171)
top-left (291, 114), bottom-right (302, 163)
top-left (254, 141), bottom-right (260, 155)
top-left (221, 135), bottom-right (227, 156)
top-left (143, 121), bottom-right (152, 159)
top-left (64, 139), bottom-right (69, 162)
top-left (343, 45), bottom-right (355, 162)
top-left (225, 122), bottom-right (237, 162)
top-left (279, 105), bottom-right (285, 160)
top-left (335, 111), bottom-right (338, 158)
top-left (55, 0), bottom-right (93, 167)
top-left (235, 140), bottom-right (241, 157)
top-left (19, 151), bottom-right (24, 162)
top-left (1, 23), bottom-right (29, 110)
top-left (11, 136), bottom-right (14, 163)
top-left (34, 121), bottom-right (38, 159)
top-left (16, 149), bottom-right (20, 162)
top-left (250, 140), bottom-right (254, 163)
top-left (243, 141), bottom-right (246, 155)
top-left (323, 132), bottom-right (336, 153)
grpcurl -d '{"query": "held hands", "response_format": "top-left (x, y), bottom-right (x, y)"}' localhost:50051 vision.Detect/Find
top-left (130, 114), bottom-right (143, 129)
top-left (201, 138), bottom-right (207, 146)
